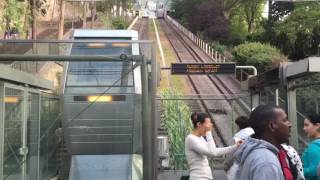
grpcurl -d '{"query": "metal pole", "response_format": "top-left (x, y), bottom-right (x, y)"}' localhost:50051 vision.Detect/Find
top-left (287, 81), bottom-right (298, 150)
top-left (0, 84), bottom-right (4, 179)
top-left (22, 85), bottom-right (28, 180)
top-left (236, 66), bottom-right (258, 76)
top-left (231, 100), bottom-right (235, 134)
top-left (141, 56), bottom-right (151, 180)
top-left (151, 43), bottom-right (158, 179)
top-left (275, 88), bottom-right (279, 106)
top-left (0, 54), bottom-right (137, 62)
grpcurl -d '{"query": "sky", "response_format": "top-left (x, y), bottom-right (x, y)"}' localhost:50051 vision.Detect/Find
top-left (262, 1), bottom-right (269, 18)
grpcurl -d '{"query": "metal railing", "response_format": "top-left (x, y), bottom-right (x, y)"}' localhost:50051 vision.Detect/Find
top-left (166, 16), bottom-right (226, 62)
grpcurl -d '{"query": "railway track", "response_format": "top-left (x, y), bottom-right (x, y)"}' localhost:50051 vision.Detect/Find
top-left (160, 18), bottom-right (251, 146)
top-left (139, 18), bottom-right (149, 40)
top-left (159, 19), bottom-right (227, 146)
top-left (131, 18), bottom-right (149, 40)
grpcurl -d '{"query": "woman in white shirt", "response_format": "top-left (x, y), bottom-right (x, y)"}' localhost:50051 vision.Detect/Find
top-left (185, 112), bottom-right (241, 180)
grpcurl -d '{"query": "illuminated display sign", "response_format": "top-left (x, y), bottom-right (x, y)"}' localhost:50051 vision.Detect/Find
top-left (171, 63), bottom-right (236, 75)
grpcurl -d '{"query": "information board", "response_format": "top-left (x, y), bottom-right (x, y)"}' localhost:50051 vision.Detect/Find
top-left (171, 63), bottom-right (236, 75)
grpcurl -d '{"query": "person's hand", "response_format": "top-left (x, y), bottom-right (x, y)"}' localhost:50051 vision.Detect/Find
top-left (205, 122), bottom-right (213, 132)
top-left (235, 139), bottom-right (244, 147)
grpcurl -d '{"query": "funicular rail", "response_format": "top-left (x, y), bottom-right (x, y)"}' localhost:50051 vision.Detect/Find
top-left (159, 19), bottom-right (227, 147)
top-left (160, 18), bottom-right (252, 147)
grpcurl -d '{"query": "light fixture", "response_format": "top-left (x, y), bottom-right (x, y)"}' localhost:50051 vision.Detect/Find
top-left (4, 96), bottom-right (19, 103)
top-left (112, 43), bottom-right (130, 47)
top-left (87, 95), bottom-right (112, 102)
top-left (87, 43), bottom-right (105, 48)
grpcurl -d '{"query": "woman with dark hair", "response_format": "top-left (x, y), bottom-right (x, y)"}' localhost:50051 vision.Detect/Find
top-left (185, 112), bottom-right (241, 180)
top-left (302, 114), bottom-right (320, 180)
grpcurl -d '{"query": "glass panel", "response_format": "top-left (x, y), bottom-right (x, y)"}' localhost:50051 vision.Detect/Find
top-left (26, 93), bottom-right (40, 180)
top-left (260, 85), bottom-right (286, 110)
top-left (66, 61), bottom-right (134, 87)
top-left (39, 93), bottom-right (60, 180)
top-left (70, 42), bottom-right (132, 56)
top-left (295, 73), bottom-right (320, 151)
top-left (66, 41), bottom-right (134, 87)
top-left (3, 87), bottom-right (24, 180)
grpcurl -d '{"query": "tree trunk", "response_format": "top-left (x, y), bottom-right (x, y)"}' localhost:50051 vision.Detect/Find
top-left (31, 0), bottom-right (37, 39)
top-left (223, 10), bottom-right (230, 20)
top-left (116, 0), bottom-right (120, 17)
top-left (51, 0), bottom-right (57, 24)
top-left (83, 2), bottom-right (87, 28)
top-left (91, 2), bottom-right (96, 29)
top-left (248, 21), bottom-right (253, 33)
top-left (23, 0), bottom-right (30, 39)
top-left (58, 0), bottom-right (65, 40)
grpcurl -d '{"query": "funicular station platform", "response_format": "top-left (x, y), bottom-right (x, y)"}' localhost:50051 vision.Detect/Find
top-left (0, 38), bottom-right (319, 180)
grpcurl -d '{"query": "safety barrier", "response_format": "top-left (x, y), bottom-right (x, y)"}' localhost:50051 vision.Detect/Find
top-left (128, 16), bottom-right (139, 30)
top-left (166, 16), bottom-right (226, 62)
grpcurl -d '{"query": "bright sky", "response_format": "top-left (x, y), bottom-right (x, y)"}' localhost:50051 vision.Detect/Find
top-left (262, 1), bottom-right (269, 18)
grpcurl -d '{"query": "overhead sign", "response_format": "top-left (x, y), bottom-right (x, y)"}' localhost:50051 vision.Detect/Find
top-left (171, 63), bottom-right (236, 75)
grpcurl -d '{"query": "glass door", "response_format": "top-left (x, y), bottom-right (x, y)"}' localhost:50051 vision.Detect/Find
top-left (26, 92), bottom-right (40, 180)
top-left (1, 84), bottom-right (40, 180)
top-left (3, 86), bottom-right (25, 180)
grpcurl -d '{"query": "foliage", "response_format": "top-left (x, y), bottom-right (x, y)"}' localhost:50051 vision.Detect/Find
top-left (241, 0), bottom-right (265, 33)
top-left (96, 0), bottom-right (132, 16)
top-left (269, 1), bottom-right (294, 22)
top-left (160, 89), bottom-right (192, 170)
top-left (2, 0), bottom-right (24, 33)
top-left (296, 74), bottom-right (320, 116)
top-left (170, 0), bottom-right (204, 26)
top-left (272, 2), bottom-right (320, 60)
top-left (211, 41), bottom-right (227, 54)
top-left (111, 18), bottom-right (130, 29)
top-left (190, 0), bottom-right (229, 41)
top-left (228, 6), bottom-right (248, 46)
top-left (251, 2), bottom-right (320, 60)
top-left (232, 42), bottom-right (286, 73)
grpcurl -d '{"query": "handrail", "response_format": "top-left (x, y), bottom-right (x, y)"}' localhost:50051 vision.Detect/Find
top-left (166, 16), bottom-right (226, 62)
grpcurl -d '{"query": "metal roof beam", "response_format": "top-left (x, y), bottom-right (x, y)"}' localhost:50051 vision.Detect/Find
top-left (0, 64), bottom-right (54, 90)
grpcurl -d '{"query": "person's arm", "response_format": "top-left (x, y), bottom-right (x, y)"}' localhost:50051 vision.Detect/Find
top-left (189, 131), bottom-right (237, 157)
top-left (304, 144), bottom-right (320, 177)
top-left (251, 163), bottom-right (284, 180)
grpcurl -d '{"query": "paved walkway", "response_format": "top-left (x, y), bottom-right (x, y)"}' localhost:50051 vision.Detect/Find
top-left (158, 170), bottom-right (227, 180)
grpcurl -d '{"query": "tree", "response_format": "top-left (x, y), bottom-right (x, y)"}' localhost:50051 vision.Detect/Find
top-left (268, 1), bottom-right (294, 22)
top-left (232, 42), bottom-right (286, 72)
top-left (190, 0), bottom-right (229, 41)
top-left (221, 0), bottom-right (243, 19)
top-left (3, 0), bottom-right (24, 37)
top-left (242, 0), bottom-right (265, 33)
top-left (58, 0), bottom-right (65, 39)
top-left (272, 2), bottom-right (320, 60)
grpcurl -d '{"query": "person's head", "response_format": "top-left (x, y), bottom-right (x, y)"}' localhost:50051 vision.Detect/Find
top-left (235, 116), bottom-right (250, 130)
top-left (249, 105), bottom-right (292, 145)
top-left (191, 112), bottom-right (212, 136)
top-left (303, 113), bottom-right (320, 139)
